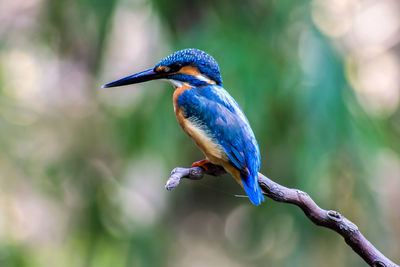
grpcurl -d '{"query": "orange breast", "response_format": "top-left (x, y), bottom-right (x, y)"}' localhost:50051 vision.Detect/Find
top-left (173, 84), bottom-right (192, 127)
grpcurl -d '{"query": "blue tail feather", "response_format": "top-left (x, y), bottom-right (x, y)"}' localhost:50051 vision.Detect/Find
top-left (241, 173), bottom-right (264, 205)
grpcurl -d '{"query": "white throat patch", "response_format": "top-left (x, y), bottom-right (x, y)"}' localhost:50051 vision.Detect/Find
top-left (167, 79), bottom-right (186, 88)
top-left (166, 74), bottom-right (215, 88)
top-left (196, 74), bottom-right (216, 84)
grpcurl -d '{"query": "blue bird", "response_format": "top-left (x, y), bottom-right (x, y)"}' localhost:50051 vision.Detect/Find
top-left (103, 49), bottom-right (264, 205)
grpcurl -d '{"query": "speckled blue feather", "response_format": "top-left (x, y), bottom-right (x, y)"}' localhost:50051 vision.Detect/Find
top-left (177, 84), bottom-right (264, 205)
top-left (155, 49), bottom-right (223, 86)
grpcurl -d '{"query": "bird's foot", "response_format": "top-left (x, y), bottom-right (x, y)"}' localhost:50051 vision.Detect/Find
top-left (191, 159), bottom-right (211, 172)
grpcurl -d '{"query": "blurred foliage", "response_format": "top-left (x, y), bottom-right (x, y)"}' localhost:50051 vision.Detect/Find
top-left (0, 0), bottom-right (399, 266)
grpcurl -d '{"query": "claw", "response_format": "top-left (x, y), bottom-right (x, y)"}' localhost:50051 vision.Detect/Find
top-left (191, 159), bottom-right (210, 172)
top-left (165, 177), bottom-right (180, 191)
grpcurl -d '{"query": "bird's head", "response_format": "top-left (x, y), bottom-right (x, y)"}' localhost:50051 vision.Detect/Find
top-left (103, 49), bottom-right (222, 88)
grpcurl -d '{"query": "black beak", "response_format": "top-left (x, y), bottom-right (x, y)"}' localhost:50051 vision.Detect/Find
top-left (102, 68), bottom-right (164, 88)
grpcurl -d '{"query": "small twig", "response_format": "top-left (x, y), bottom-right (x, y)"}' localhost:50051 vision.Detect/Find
top-left (165, 164), bottom-right (398, 267)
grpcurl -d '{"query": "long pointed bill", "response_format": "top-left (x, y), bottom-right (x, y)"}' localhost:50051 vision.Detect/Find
top-left (102, 68), bottom-right (164, 88)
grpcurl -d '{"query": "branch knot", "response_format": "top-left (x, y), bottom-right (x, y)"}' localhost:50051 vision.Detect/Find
top-left (327, 210), bottom-right (342, 222)
top-left (373, 260), bottom-right (386, 267)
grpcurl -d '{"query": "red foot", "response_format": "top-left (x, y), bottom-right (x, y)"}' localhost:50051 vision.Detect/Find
top-left (191, 159), bottom-right (210, 171)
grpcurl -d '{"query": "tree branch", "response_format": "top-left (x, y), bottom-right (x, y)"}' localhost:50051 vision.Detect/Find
top-left (165, 164), bottom-right (398, 267)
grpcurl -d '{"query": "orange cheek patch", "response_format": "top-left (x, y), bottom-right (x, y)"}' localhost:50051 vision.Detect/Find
top-left (177, 66), bottom-right (201, 76)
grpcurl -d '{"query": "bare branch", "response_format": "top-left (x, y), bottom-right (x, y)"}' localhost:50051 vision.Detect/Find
top-left (165, 164), bottom-right (399, 267)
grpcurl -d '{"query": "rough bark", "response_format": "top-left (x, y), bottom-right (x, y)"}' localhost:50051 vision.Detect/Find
top-left (165, 164), bottom-right (398, 267)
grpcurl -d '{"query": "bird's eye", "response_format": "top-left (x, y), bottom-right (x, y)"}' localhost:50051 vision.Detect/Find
top-left (168, 63), bottom-right (182, 72)
top-left (155, 63), bottom-right (182, 73)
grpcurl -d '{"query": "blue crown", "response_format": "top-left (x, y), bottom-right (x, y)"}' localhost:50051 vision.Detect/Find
top-left (155, 49), bottom-right (223, 86)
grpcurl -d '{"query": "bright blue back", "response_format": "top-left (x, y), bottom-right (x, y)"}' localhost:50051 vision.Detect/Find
top-left (177, 85), bottom-right (264, 205)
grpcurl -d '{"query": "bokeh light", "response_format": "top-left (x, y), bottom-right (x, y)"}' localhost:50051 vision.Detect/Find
top-left (0, 0), bottom-right (398, 266)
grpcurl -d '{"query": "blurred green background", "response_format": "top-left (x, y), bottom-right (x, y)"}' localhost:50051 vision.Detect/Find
top-left (0, 0), bottom-right (399, 266)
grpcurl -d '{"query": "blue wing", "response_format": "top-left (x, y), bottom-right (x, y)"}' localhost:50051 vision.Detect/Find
top-left (177, 85), bottom-right (264, 205)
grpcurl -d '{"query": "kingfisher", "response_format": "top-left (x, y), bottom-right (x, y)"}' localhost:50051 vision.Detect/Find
top-left (103, 49), bottom-right (264, 205)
